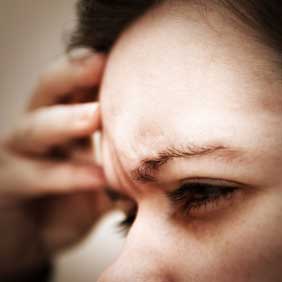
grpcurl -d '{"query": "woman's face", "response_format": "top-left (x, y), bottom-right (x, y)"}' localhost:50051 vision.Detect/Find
top-left (98, 1), bottom-right (282, 281)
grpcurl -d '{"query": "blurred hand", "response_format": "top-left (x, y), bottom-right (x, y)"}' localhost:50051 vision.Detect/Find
top-left (0, 49), bottom-right (111, 276)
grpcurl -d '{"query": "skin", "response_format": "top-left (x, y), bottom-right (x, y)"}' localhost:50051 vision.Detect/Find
top-left (1, 0), bottom-right (282, 280)
top-left (0, 50), bottom-right (111, 275)
top-left (97, 1), bottom-right (282, 281)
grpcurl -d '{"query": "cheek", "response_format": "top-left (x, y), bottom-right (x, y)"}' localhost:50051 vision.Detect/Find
top-left (214, 189), bottom-right (282, 280)
top-left (122, 190), bottom-right (282, 282)
top-left (184, 190), bottom-right (282, 281)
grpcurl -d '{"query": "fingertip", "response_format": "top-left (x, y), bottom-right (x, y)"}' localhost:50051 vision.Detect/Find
top-left (72, 103), bottom-right (101, 134)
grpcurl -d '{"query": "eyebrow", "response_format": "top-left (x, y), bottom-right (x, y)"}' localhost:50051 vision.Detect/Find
top-left (130, 143), bottom-right (245, 183)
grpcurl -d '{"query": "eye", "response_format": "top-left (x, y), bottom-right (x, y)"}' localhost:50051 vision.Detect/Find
top-left (116, 206), bottom-right (137, 236)
top-left (168, 179), bottom-right (241, 218)
top-left (104, 189), bottom-right (137, 236)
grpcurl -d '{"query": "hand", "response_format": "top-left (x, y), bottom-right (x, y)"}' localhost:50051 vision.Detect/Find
top-left (0, 49), bottom-right (111, 276)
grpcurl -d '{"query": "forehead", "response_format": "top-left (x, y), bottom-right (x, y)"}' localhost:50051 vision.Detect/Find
top-left (99, 1), bottom-right (282, 163)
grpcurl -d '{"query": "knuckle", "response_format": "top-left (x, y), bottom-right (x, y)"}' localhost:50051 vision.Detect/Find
top-left (16, 115), bottom-right (37, 143)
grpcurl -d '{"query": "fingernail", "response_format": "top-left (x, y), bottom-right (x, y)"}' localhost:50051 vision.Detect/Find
top-left (68, 47), bottom-right (95, 63)
top-left (92, 131), bottom-right (102, 165)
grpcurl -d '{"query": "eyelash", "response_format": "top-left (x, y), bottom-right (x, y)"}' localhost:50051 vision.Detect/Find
top-left (116, 182), bottom-right (239, 234)
top-left (168, 182), bottom-right (239, 217)
top-left (116, 207), bottom-right (137, 236)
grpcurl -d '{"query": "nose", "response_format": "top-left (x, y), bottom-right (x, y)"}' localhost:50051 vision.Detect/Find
top-left (97, 206), bottom-right (177, 282)
top-left (97, 249), bottom-right (175, 282)
top-left (98, 137), bottom-right (178, 281)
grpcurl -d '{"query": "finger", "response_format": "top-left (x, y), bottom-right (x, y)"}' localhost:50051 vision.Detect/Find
top-left (38, 190), bottom-right (112, 253)
top-left (0, 153), bottom-right (107, 197)
top-left (29, 48), bottom-right (106, 110)
top-left (68, 140), bottom-right (94, 163)
top-left (7, 103), bottom-right (101, 154)
top-left (33, 161), bottom-right (107, 194)
top-left (67, 132), bottom-right (101, 164)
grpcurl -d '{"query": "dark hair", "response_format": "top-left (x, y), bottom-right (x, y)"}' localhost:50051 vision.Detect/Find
top-left (68, 0), bottom-right (282, 58)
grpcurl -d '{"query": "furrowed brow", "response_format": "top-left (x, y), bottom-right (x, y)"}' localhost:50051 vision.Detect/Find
top-left (130, 143), bottom-right (244, 183)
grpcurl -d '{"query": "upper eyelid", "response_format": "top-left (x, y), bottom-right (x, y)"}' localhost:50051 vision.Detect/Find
top-left (178, 177), bottom-right (248, 188)
top-left (105, 178), bottom-right (248, 205)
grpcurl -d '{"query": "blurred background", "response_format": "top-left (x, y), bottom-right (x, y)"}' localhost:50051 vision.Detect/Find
top-left (0, 1), bottom-right (124, 281)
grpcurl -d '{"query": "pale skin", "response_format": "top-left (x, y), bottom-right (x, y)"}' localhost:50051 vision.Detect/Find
top-left (98, 1), bottom-right (282, 281)
top-left (1, 0), bottom-right (282, 281)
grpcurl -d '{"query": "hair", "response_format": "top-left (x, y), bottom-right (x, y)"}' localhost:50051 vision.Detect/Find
top-left (68, 0), bottom-right (282, 59)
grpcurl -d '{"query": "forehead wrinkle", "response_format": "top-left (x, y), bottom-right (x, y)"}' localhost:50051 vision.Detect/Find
top-left (98, 0), bottom-right (282, 195)
top-left (105, 127), bottom-right (143, 198)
